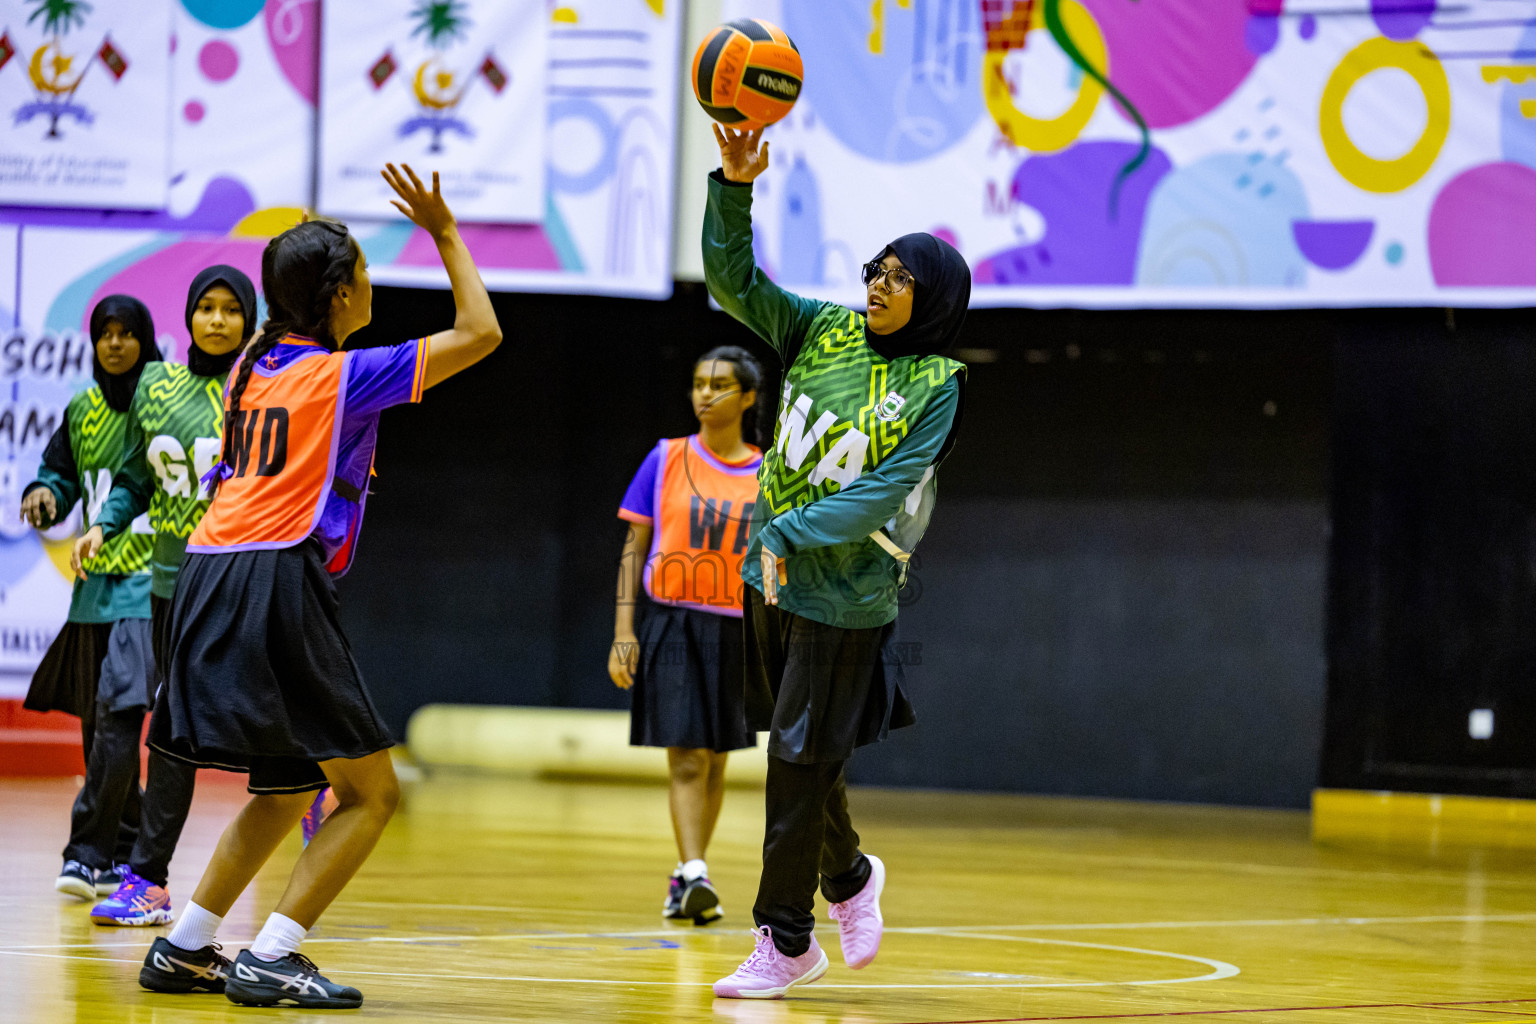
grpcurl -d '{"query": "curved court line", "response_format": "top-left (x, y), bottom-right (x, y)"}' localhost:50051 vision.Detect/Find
top-left (305, 933), bottom-right (1241, 991)
top-left (0, 931), bottom-right (1237, 991)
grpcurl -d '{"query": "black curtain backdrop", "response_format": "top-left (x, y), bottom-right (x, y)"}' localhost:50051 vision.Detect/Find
top-left (338, 284), bottom-right (1350, 807)
top-left (1322, 310), bottom-right (1536, 797)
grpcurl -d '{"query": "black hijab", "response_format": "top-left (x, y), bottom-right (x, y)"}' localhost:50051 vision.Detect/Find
top-left (865, 233), bottom-right (972, 361)
top-left (185, 264), bottom-right (257, 377)
top-left (88, 295), bottom-right (162, 412)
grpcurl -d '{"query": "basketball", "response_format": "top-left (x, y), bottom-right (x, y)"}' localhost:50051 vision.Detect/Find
top-left (691, 19), bottom-right (803, 130)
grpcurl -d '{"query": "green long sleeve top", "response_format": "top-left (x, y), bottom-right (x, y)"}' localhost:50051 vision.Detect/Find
top-left (24, 416), bottom-right (151, 624)
top-left (703, 171), bottom-right (961, 629)
top-left (94, 363), bottom-right (229, 599)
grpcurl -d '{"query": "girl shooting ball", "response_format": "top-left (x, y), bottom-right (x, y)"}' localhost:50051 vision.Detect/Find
top-left (703, 125), bottom-right (971, 1000)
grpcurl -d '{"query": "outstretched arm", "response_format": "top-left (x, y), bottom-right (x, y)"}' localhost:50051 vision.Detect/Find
top-left (703, 126), bottom-right (825, 361)
top-left (381, 164), bottom-right (502, 390)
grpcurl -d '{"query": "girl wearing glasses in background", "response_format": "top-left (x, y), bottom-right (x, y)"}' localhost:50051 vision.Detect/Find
top-left (609, 346), bottom-right (765, 926)
top-left (703, 125), bottom-right (971, 1000)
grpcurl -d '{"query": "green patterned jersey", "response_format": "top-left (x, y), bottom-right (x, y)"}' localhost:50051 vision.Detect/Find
top-left (704, 172), bottom-right (965, 628)
top-left (65, 388), bottom-right (153, 576)
top-left (97, 362), bottom-right (228, 598)
top-left (761, 308), bottom-right (964, 517)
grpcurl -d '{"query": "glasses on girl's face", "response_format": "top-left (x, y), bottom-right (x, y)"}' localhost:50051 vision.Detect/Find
top-left (862, 262), bottom-right (915, 294)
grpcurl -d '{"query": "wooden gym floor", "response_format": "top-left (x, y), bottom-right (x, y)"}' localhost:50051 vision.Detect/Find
top-left (2, 770), bottom-right (1535, 1023)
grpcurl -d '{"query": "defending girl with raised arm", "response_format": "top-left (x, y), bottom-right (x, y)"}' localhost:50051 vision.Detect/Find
top-left (135, 164), bottom-right (500, 1010)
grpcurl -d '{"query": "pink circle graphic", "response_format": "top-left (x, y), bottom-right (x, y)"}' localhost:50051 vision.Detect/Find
top-left (184, 100), bottom-right (206, 122)
top-left (1428, 162), bottom-right (1536, 286)
top-left (264, 0), bottom-right (319, 106)
top-left (1080, 0), bottom-right (1258, 129)
top-left (198, 39), bottom-right (239, 82)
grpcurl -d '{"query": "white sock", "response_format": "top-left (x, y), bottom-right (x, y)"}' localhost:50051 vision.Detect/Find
top-left (681, 858), bottom-right (708, 882)
top-left (167, 901), bottom-right (222, 952)
top-left (672, 862), bottom-right (684, 878)
top-left (249, 912), bottom-right (308, 962)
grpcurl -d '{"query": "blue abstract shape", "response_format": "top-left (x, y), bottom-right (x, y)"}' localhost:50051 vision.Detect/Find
top-left (0, 530), bottom-right (44, 587)
top-left (547, 99), bottom-right (617, 195)
top-left (781, 0), bottom-right (983, 163)
top-left (1136, 152), bottom-right (1310, 287)
top-left (1497, 18), bottom-right (1536, 172)
top-left (1292, 220), bottom-right (1374, 270)
top-left (180, 0), bottom-right (265, 30)
top-left (0, 176), bottom-right (256, 233)
top-left (1245, 15), bottom-right (1279, 57)
top-left (1371, 0), bottom-right (1434, 41)
top-left (1385, 241), bottom-right (1405, 265)
top-left (778, 158), bottom-right (825, 285)
top-left (974, 141), bottom-right (1171, 286)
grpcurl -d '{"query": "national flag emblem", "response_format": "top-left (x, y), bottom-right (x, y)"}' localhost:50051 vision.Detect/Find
top-left (97, 37), bottom-right (128, 80)
top-left (479, 52), bottom-right (507, 93)
top-left (369, 50), bottom-right (397, 89)
top-left (0, 32), bottom-right (15, 73)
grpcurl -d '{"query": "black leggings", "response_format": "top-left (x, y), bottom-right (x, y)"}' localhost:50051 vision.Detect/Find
top-left (752, 756), bottom-right (872, 957)
top-left (62, 704), bottom-right (196, 886)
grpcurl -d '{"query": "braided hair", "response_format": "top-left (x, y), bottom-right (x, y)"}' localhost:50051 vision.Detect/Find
top-left (211, 221), bottom-right (359, 492)
top-left (695, 345), bottom-right (765, 447)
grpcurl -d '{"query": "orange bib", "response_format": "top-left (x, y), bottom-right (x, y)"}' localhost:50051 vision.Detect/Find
top-left (189, 347), bottom-right (345, 555)
top-left (644, 436), bottom-right (761, 617)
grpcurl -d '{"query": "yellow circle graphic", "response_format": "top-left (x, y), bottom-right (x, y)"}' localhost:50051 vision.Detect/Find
top-left (1319, 37), bottom-right (1450, 193)
top-left (982, 1), bottom-right (1106, 153)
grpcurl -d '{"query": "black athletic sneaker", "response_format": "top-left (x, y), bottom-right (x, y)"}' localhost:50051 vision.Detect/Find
top-left (55, 860), bottom-right (96, 901)
top-left (94, 864), bottom-right (126, 896)
top-left (680, 875), bottom-right (722, 925)
top-left (139, 936), bottom-right (231, 993)
top-left (663, 870), bottom-right (686, 920)
top-left (225, 949), bottom-right (363, 1009)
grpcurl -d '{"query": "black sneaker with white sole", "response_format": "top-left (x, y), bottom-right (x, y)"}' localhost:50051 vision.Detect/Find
top-left (139, 936), bottom-right (231, 993)
top-left (679, 875), bottom-right (722, 925)
top-left (55, 860), bottom-right (96, 901)
top-left (225, 949), bottom-right (363, 1009)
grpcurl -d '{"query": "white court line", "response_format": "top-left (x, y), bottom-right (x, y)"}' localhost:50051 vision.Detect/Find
top-left (308, 934), bottom-right (1242, 991)
top-left (4, 911), bottom-right (1535, 952)
top-left (336, 900), bottom-right (620, 916)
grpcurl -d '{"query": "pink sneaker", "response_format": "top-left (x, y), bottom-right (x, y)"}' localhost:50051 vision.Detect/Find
top-left (713, 925), bottom-right (829, 999)
top-left (828, 853), bottom-right (885, 969)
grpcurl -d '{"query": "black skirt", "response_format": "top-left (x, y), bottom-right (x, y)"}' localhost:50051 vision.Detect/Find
top-left (149, 539), bottom-right (393, 776)
top-left (630, 600), bottom-right (755, 752)
top-left (24, 621), bottom-right (112, 719)
top-left (743, 587), bottom-right (916, 764)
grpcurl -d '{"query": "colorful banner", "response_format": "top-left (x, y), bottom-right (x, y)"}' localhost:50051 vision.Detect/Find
top-left (0, 0), bottom-right (172, 210)
top-left (719, 0), bottom-right (1536, 309)
top-left (318, 0), bottom-right (548, 224)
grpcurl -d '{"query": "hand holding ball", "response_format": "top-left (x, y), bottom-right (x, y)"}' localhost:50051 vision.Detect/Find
top-left (691, 19), bottom-right (803, 130)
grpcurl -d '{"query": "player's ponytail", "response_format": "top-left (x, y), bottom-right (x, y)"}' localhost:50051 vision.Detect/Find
top-left (203, 220), bottom-right (359, 495)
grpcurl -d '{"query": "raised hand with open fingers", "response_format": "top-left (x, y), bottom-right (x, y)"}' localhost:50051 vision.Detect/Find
top-left (381, 163), bottom-right (456, 240)
top-left (713, 125), bottom-right (771, 184)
